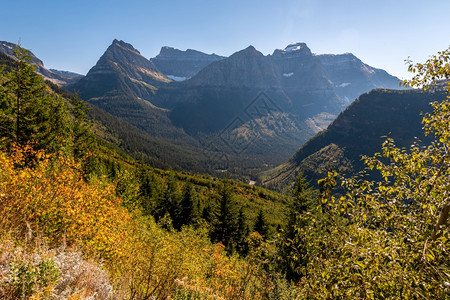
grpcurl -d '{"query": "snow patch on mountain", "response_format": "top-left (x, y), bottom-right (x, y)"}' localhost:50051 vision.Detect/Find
top-left (2, 43), bottom-right (12, 50)
top-left (285, 43), bottom-right (303, 52)
top-left (167, 75), bottom-right (188, 82)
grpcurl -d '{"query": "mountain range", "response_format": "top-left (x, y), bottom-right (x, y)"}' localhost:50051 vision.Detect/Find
top-left (66, 40), bottom-right (400, 175)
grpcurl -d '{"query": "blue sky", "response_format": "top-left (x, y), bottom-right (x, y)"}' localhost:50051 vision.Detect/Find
top-left (1, 0), bottom-right (448, 79)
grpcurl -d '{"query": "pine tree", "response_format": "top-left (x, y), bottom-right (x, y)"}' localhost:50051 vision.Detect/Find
top-left (138, 166), bottom-right (162, 216)
top-left (235, 207), bottom-right (250, 255)
top-left (0, 45), bottom-right (46, 145)
top-left (0, 45), bottom-right (71, 153)
top-left (175, 182), bottom-right (198, 229)
top-left (70, 94), bottom-right (94, 160)
top-left (254, 209), bottom-right (269, 239)
top-left (286, 173), bottom-right (315, 236)
top-left (155, 171), bottom-right (180, 223)
top-left (211, 185), bottom-right (238, 249)
top-left (277, 173), bottom-right (315, 281)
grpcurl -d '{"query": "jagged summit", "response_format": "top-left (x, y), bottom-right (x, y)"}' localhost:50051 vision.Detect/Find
top-left (185, 45), bottom-right (279, 88)
top-left (93, 39), bottom-right (164, 78)
top-left (222, 45), bottom-right (266, 61)
top-left (151, 46), bottom-right (225, 79)
top-left (157, 46), bottom-right (183, 56)
top-left (272, 42), bottom-right (312, 57)
top-left (317, 52), bottom-right (400, 102)
top-left (0, 41), bottom-right (44, 66)
top-left (157, 46), bottom-right (210, 57)
top-left (284, 42), bottom-right (309, 52)
top-left (107, 39), bottom-right (141, 55)
top-left (232, 45), bottom-right (261, 56)
top-left (69, 39), bottom-right (170, 104)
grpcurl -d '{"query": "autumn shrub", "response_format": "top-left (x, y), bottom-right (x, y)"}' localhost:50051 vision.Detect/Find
top-left (113, 221), bottom-right (276, 299)
top-left (0, 145), bottom-right (136, 261)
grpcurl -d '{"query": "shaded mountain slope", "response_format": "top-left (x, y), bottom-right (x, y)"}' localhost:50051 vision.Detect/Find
top-left (152, 44), bottom-right (345, 167)
top-left (261, 88), bottom-right (445, 192)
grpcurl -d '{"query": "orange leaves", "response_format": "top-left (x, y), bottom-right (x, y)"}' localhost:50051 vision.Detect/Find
top-left (0, 146), bottom-right (135, 262)
top-left (206, 242), bottom-right (268, 299)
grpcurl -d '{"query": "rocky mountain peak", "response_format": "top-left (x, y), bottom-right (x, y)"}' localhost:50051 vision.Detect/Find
top-left (284, 42), bottom-right (310, 53)
top-left (151, 46), bottom-right (225, 79)
top-left (184, 45), bottom-right (279, 88)
top-left (272, 42), bottom-right (312, 57)
top-left (71, 39), bottom-right (170, 102)
top-left (158, 46), bottom-right (179, 56)
top-left (109, 39), bottom-right (141, 55)
top-left (231, 45), bottom-right (262, 57)
top-left (316, 52), bottom-right (400, 102)
top-left (0, 41), bottom-right (45, 67)
top-left (96, 39), bottom-right (161, 75)
top-left (318, 53), bottom-right (360, 65)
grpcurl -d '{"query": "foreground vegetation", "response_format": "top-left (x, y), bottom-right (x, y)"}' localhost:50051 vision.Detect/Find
top-left (0, 45), bottom-right (448, 299)
top-left (0, 45), bottom-right (294, 299)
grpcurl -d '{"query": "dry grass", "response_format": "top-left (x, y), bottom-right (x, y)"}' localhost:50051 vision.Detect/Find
top-left (0, 236), bottom-right (114, 299)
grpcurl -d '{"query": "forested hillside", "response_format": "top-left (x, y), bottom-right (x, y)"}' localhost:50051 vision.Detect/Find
top-left (261, 87), bottom-right (446, 192)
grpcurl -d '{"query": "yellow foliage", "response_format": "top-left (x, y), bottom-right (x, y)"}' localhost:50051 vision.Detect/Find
top-left (0, 145), bottom-right (135, 261)
top-left (0, 146), bottom-right (272, 299)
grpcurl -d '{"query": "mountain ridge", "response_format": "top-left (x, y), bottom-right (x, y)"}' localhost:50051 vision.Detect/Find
top-left (0, 40), bottom-right (83, 86)
top-left (151, 46), bottom-right (225, 79)
top-left (260, 87), bottom-right (444, 191)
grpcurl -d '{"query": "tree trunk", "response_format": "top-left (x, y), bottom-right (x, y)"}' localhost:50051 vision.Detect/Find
top-left (431, 203), bottom-right (450, 241)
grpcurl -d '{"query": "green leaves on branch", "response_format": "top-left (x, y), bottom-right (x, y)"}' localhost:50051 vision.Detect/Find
top-left (284, 47), bottom-right (450, 298)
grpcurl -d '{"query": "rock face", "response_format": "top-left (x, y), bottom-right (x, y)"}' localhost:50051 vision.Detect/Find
top-left (185, 46), bottom-right (280, 88)
top-left (69, 39), bottom-right (171, 99)
top-left (0, 41), bottom-right (83, 86)
top-left (68, 40), bottom-right (192, 142)
top-left (261, 88), bottom-right (444, 192)
top-left (71, 39), bottom-right (170, 100)
top-left (317, 53), bottom-right (400, 103)
top-left (151, 46), bottom-right (224, 80)
top-left (161, 43), bottom-right (345, 130)
top-left (270, 43), bottom-right (330, 91)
